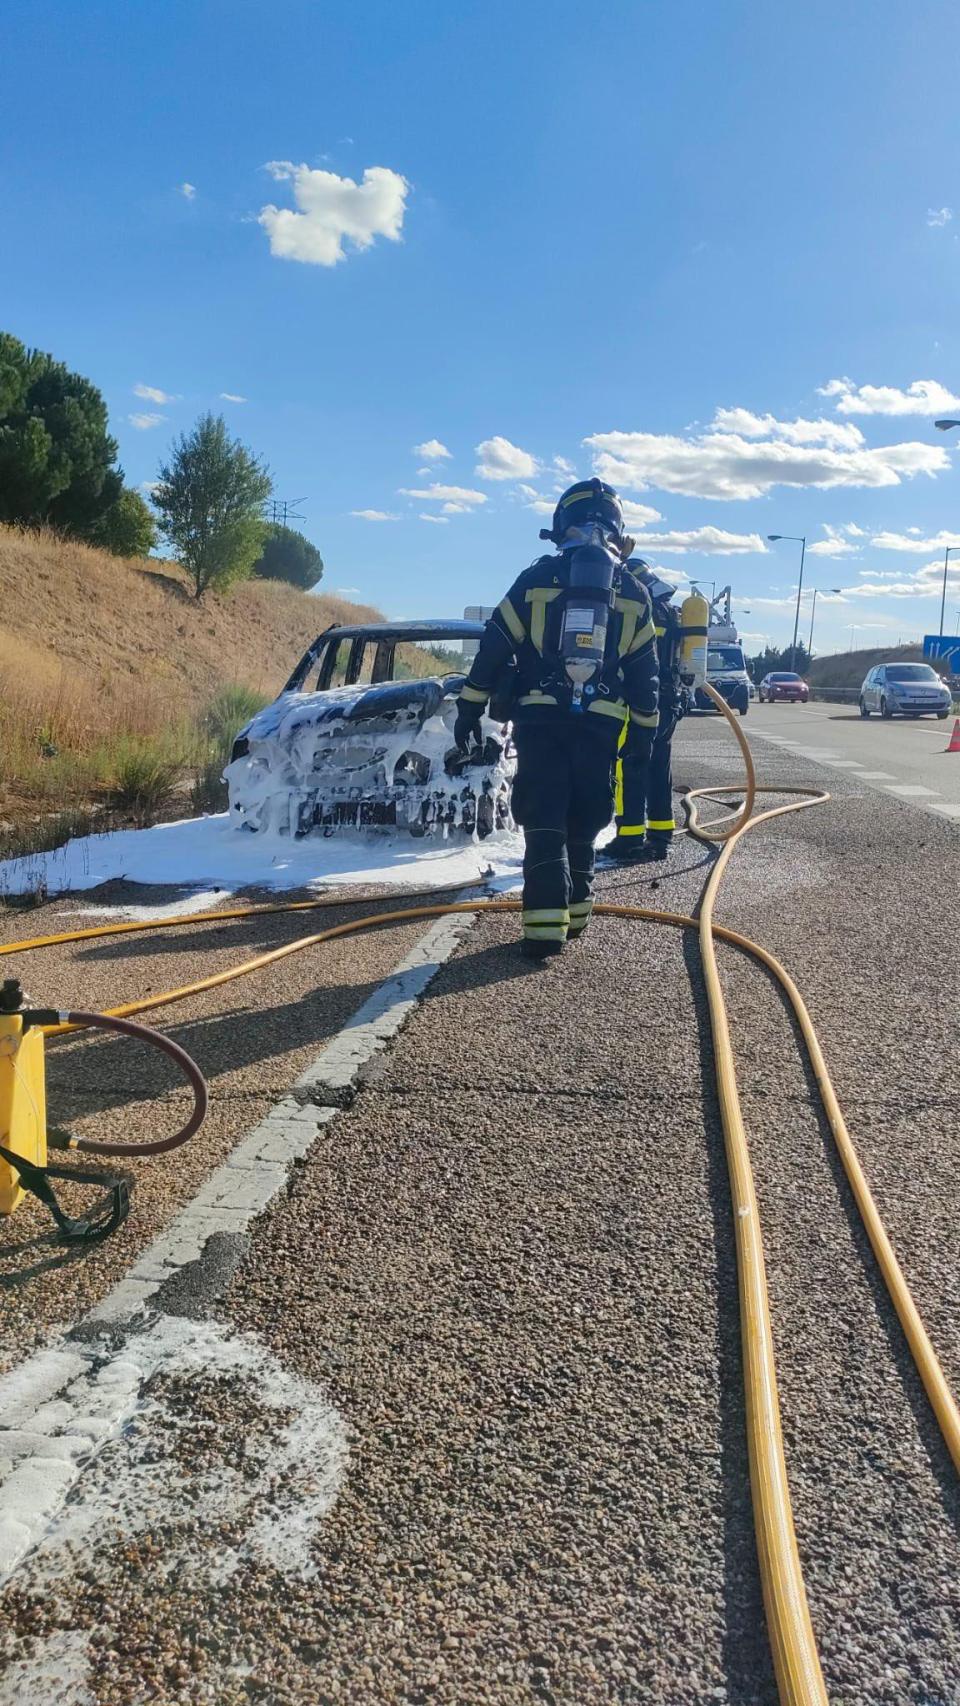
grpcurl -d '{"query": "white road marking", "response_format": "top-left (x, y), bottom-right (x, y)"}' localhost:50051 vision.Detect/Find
top-left (854, 771), bottom-right (896, 780)
top-left (821, 760), bottom-right (866, 769)
top-left (0, 905), bottom-right (477, 1583)
top-left (884, 784), bottom-right (939, 797)
top-left (929, 802), bottom-right (960, 820)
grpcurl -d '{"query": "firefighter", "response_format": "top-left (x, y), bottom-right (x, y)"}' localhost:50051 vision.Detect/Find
top-left (610, 561), bottom-right (685, 863)
top-left (454, 479), bottom-right (658, 959)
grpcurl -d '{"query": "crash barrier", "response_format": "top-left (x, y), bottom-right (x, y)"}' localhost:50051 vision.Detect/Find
top-left (807, 686), bottom-right (860, 703)
top-left (4, 681), bottom-right (960, 1705)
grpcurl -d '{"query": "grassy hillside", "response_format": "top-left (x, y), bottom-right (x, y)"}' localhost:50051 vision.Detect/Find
top-left (807, 643), bottom-right (924, 689)
top-left (0, 526), bottom-right (447, 860)
top-left (807, 643), bottom-right (951, 691)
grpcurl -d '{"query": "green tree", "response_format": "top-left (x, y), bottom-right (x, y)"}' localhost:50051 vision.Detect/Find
top-left (252, 523), bottom-right (323, 590)
top-left (153, 414), bottom-right (272, 600)
top-left (0, 331), bottom-right (123, 534)
top-left (91, 486), bottom-right (157, 558)
top-left (747, 640), bottom-right (811, 682)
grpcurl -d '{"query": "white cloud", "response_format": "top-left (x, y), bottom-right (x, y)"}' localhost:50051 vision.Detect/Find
top-left (413, 439), bottom-right (451, 462)
top-left (128, 412), bottom-right (165, 430)
top-left (585, 413), bottom-right (948, 501)
top-left (259, 162), bottom-right (408, 267)
top-left (712, 406), bottom-right (864, 451)
top-left (475, 436), bottom-right (538, 481)
top-left (179, 182), bottom-right (196, 200)
top-left (527, 499), bottom-right (555, 516)
top-left (134, 383), bottom-right (177, 405)
top-left (742, 594), bottom-right (806, 610)
top-left (331, 585), bottom-right (362, 598)
top-left (553, 456), bottom-right (576, 475)
top-left (399, 484), bottom-right (487, 506)
top-left (928, 207), bottom-right (953, 227)
top-left (420, 513), bottom-right (449, 524)
top-left (840, 559), bottom-right (960, 599)
top-left (869, 528), bottom-right (960, 552)
top-left (351, 509), bottom-right (400, 521)
top-left (807, 523), bottom-right (863, 558)
top-left (631, 524), bottom-right (767, 555)
top-left (622, 500), bottom-right (663, 529)
top-left (644, 564), bottom-right (688, 587)
top-left (139, 480), bottom-right (160, 496)
top-left (516, 483), bottom-right (541, 500)
top-left (819, 377), bottom-right (960, 416)
top-left (220, 392), bottom-right (247, 404)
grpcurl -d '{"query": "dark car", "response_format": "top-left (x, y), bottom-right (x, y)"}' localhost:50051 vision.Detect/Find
top-left (859, 662), bottom-right (952, 720)
top-left (758, 671), bottom-right (809, 704)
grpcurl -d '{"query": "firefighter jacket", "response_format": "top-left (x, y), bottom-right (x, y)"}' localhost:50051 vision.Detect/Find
top-left (651, 594), bottom-right (682, 719)
top-left (458, 553), bottom-right (658, 743)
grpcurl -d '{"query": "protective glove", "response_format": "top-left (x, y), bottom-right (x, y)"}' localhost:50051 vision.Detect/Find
top-left (624, 723), bottom-right (655, 765)
top-left (454, 700), bottom-right (484, 753)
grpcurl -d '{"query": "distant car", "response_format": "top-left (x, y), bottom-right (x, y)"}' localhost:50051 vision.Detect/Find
top-left (748, 679), bottom-right (757, 702)
top-left (758, 671), bottom-right (809, 704)
top-left (859, 662), bottom-right (952, 720)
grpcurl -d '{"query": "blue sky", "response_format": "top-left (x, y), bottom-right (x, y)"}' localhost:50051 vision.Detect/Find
top-left (5, 0), bottom-right (960, 653)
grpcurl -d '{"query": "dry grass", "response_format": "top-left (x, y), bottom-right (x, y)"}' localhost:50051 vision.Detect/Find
top-left (806, 642), bottom-right (947, 690)
top-left (0, 525), bottom-right (454, 859)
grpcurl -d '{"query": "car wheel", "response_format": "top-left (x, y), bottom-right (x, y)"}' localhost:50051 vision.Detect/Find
top-left (938, 707), bottom-right (950, 719)
top-left (880, 696), bottom-right (893, 719)
top-left (859, 698), bottom-right (870, 718)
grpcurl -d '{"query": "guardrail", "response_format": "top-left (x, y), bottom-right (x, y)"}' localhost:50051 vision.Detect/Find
top-left (807, 686), bottom-right (860, 703)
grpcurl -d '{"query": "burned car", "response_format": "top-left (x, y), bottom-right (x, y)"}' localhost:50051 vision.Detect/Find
top-left (225, 620), bottom-right (514, 838)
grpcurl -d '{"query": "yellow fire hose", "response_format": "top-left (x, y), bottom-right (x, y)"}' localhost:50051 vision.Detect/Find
top-left (3, 683), bottom-right (959, 1705)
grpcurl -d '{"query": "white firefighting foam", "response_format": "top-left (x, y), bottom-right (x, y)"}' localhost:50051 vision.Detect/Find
top-left (224, 687), bottom-right (514, 839)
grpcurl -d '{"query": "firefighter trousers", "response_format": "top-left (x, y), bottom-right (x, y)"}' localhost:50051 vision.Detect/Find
top-left (511, 721), bottom-right (617, 944)
top-left (615, 714), bottom-right (677, 845)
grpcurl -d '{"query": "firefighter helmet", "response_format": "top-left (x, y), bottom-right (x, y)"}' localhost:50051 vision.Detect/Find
top-left (543, 478), bottom-right (624, 547)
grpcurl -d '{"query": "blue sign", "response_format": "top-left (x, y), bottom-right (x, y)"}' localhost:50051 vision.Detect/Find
top-left (923, 634), bottom-right (960, 663)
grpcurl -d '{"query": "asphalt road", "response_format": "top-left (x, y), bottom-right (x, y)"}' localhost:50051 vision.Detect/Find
top-left (2, 723), bottom-right (960, 1705)
top-left (746, 699), bottom-right (960, 821)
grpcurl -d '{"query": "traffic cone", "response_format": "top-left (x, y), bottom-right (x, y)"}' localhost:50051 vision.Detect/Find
top-left (947, 719), bottom-right (960, 753)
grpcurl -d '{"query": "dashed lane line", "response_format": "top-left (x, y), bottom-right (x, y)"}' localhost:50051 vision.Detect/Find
top-left (929, 802), bottom-right (960, 820)
top-left (854, 771), bottom-right (896, 780)
top-left (0, 906), bottom-right (477, 1582)
top-left (884, 784), bottom-right (940, 798)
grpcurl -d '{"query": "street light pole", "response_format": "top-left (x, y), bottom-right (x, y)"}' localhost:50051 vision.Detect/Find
top-left (767, 533), bottom-right (806, 667)
top-left (807, 586), bottom-right (842, 659)
top-left (930, 423), bottom-right (960, 637)
top-left (939, 545), bottom-right (957, 637)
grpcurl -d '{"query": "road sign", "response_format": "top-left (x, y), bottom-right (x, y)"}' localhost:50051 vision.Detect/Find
top-left (923, 634), bottom-right (960, 663)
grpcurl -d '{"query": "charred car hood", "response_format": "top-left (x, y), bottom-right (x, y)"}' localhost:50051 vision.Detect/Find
top-left (240, 677), bottom-right (455, 745)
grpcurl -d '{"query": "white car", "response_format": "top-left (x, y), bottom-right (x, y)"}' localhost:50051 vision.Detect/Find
top-left (859, 662), bottom-right (952, 720)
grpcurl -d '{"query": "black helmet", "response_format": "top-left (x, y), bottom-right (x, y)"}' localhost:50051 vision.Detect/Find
top-left (541, 478), bottom-right (624, 547)
top-left (628, 557), bottom-right (676, 603)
